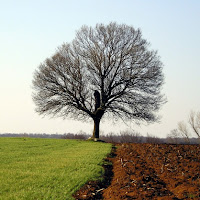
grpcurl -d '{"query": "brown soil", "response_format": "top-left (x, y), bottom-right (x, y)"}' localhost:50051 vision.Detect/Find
top-left (74, 144), bottom-right (200, 200)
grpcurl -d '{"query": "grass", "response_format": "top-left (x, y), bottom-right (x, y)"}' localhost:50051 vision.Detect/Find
top-left (0, 137), bottom-right (112, 200)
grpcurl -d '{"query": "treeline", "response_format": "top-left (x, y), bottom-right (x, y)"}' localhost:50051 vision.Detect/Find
top-left (0, 132), bottom-right (199, 144)
top-left (0, 133), bottom-right (64, 139)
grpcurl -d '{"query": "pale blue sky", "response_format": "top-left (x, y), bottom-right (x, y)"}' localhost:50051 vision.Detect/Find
top-left (0, 0), bottom-right (200, 137)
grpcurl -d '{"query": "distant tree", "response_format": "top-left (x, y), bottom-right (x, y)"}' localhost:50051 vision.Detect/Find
top-left (169, 122), bottom-right (191, 144)
top-left (170, 110), bottom-right (200, 144)
top-left (188, 111), bottom-right (200, 138)
top-left (167, 129), bottom-right (180, 144)
top-left (32, 22), bottom-right (165, 140)
top-left (177, 121), bottom-right (191, 143)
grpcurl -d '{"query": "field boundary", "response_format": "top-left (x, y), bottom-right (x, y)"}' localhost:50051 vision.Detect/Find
top-left (73, 144), bottom-right (116, 199)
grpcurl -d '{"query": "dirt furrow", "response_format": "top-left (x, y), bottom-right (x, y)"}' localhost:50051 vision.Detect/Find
top-left (74, 143), bottom-right (200, 200)
top-left (103, 144), bottom-right (200, 200)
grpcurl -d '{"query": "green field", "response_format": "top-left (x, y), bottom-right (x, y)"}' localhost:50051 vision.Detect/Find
top-left (0, 137), bottom-right (112, 200)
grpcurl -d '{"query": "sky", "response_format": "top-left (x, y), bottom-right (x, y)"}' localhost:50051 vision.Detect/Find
top-left (0, 0), bottom-right (200, 138)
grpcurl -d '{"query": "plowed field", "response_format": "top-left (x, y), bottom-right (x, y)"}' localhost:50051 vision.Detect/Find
top-left (75, 144), bottom-right (200, 200)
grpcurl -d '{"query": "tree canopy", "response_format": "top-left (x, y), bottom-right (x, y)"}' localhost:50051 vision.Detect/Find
top-left (32, 22), bottom-right (165, 139)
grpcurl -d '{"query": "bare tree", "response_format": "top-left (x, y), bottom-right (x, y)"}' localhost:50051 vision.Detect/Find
top-left (177, 121), bottom-right (190, 143)
top-left (32, 22), bottom-right (165, 140)
top-left (167, 129), bottom-right (180, 144)
top-left (188, 111), bottom-right (200, 138)
top-left (171, 110), bottom-right (200, 144)
top-left (178, 121), bottom-right (190, 137)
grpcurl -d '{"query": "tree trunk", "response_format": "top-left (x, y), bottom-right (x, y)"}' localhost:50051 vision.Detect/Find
top-left (93, 118), bottom-right (100, 139)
